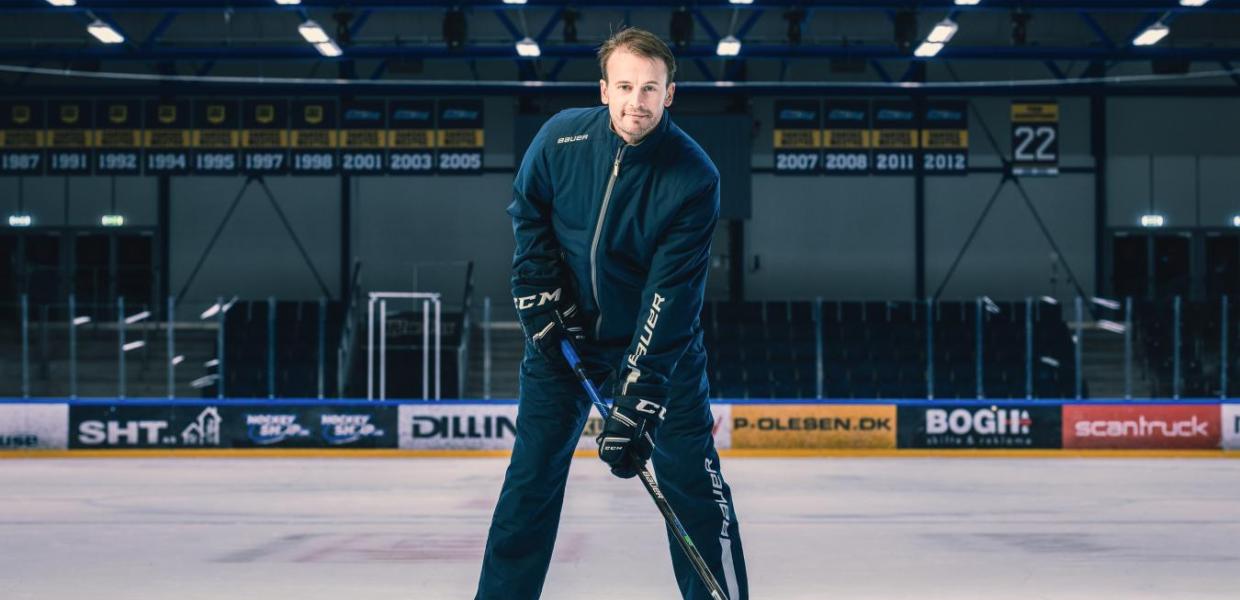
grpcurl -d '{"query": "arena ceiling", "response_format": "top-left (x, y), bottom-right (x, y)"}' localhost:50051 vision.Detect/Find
top-left (1, 1), bottom-right (1238, 90)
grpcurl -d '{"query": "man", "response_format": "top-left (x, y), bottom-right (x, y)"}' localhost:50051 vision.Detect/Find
top-left (475, 27), bottom-right (748, 600)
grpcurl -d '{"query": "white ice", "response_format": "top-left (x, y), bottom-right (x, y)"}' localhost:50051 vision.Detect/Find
top-left (2, 456), bottom-right (1237, 599)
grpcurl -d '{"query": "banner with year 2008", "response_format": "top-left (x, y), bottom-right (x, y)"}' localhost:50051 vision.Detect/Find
top-left (822, 99), bottom-right (871, 175)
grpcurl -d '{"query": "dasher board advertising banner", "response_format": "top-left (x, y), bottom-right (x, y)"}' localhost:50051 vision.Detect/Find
top-left (0, 404), bottom-right (68, 450)
top-left (731, 404), bottom-right (895, 449)
top-left (1063, 404), bottom-right (1220, 450)
top-left (398, 404), bottom-right (518, 450)
top-left (898, 404), bottom-right (1061, 449)
top-left (1223, 404), bottom-right (1240, 450)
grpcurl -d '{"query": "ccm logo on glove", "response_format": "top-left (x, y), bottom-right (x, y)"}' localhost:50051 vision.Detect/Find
top-left (635, 399), bottom-right (667, 419)
top-left (514, 288), bottom-right (562, 311)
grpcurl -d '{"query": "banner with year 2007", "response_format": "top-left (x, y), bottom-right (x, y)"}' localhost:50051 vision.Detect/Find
top-left (771, 99), bottom-right (821, 174)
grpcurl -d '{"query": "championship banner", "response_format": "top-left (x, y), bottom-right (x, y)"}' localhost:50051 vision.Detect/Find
top-left (0, 100), bottom-right (45, 175)
top-left (143, 100), bottom-right (191, 175)
top-left (1062, 404), bottom-right (1220, 450)
top-left (1224, 404), bottom-right (1240, 450)
top-left (192, 99), bottom-right (240, 175)
top-left (290, 99), bottom-right (338, 175)
top-left (46, 99), bottom-right (93, 175)
top-left (241, 99), bottom-right (289, 174)
top-left (94, 99), bottom-right (141, 174)
top-left (436, 99), bottom-right (484, 174)
top-left (897, 404), bottom-right (1062, 449)
top-left (398, 404), bottom-right (518, 450)
top-left (387, 100), bottom-right (435, 174)
top-left (772, 100), bottom-right (821, 174)
top-left (870, 100), bottom-right (917, 174)
top-left (822, 100), bottom-right (871, 175)
top-left (577, 404), bottom-right (732, 451)
top-left (0, 404), bottom-right (68, 450)
top-left (1011, 100), bottom-right (1059, 176)
top-left (732, 404), bottom-right (895, 450)
top-left (921, 100), bottom-right (968, 175)
top-left (339, 99), bottom-right (387, 174)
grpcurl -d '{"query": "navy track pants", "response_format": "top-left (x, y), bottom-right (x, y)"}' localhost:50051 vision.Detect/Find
top-left (475, 341), bottom-right (748, 600)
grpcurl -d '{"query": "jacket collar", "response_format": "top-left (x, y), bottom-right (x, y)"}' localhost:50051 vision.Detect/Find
top-left (604, 108), bottom-right (671, 162)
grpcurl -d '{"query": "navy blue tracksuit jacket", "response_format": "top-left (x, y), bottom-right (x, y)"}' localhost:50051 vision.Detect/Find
top-left (476, 106), bottom-right (748, 600)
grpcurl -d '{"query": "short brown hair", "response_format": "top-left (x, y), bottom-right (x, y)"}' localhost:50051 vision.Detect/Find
top-left (597, 27), bottom-right (677, 84)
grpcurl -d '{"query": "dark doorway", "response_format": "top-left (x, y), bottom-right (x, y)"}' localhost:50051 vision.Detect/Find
top-left (1152, 233), bottom-right (1191, 299)
top-left (1205, 232), bottom-right (1239, 297)
top-left (1111, 233), bottom-right (1148, 299)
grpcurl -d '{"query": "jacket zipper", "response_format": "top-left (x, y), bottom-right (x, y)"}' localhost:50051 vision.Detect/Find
top-left (590, 144), bottom-right (626, 338)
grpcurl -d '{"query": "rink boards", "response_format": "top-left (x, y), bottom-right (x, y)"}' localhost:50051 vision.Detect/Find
top-left (2, 399), bottom-right (1238, 455)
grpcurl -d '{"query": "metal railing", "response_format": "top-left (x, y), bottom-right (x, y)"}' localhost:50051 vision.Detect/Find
top-left (4, 293), bottom-right (1235, 400)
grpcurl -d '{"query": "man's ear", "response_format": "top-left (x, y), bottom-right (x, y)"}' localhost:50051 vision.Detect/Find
top-left (600, 79), bottom-right (609, 105)
top-left (664, 82), bottom-right (676, 108)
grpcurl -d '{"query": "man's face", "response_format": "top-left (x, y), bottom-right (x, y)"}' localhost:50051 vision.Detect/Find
top-left (600, 48), bottom-right (675, 145)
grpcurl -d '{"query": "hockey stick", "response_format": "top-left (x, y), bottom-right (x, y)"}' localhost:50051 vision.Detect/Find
top-left (560, 339), bottom-right (729, 600)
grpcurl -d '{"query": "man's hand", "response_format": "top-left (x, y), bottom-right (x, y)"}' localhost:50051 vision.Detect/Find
top-left (597, 387), bottom-right (666, 478)
top-left (528, 302), bottom-right (587, 364)
top-left (513, 282), bottom-right (587, 365)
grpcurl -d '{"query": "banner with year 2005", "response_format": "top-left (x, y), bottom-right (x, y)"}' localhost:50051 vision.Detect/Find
top-left (436, 99), bottom-right (484, 174)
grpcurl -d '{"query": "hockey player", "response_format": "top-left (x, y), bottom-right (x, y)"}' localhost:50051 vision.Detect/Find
top-left (475, 26), bottom-right (748, 600)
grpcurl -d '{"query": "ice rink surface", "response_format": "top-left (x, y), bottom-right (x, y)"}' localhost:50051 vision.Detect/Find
top-left (2, 455), bottom-right (1237, 600)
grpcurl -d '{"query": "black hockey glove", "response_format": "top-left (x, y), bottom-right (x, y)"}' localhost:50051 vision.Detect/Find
top-left (597, 385), bottom-right (666, 479)
top-left (513, 281), bottom-right (587, 365)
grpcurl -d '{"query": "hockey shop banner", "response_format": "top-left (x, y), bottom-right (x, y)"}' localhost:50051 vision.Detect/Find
top-left (1062, 404), bottom-right (1221, 450)
top-left (232, 405), bottom-right (395, 449)
top-left (398, 404), bottom-right (517, 450)
top-left (1224, 404), bottom-right (1240, 450)
top-left (70, 404), bottom-right (225, 449)
top-left (898, 404), bottom-right (1061, 449)
top-left (731, 404), bottom-right (895, 450)
top-left (0, 403), bottom-right (68, 450)
top-left (577, 404), bottom-right (732, 451)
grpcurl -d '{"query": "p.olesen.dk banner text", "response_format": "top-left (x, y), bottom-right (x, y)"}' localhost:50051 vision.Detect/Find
top-left (731, 404), bottom-right (895, 449)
